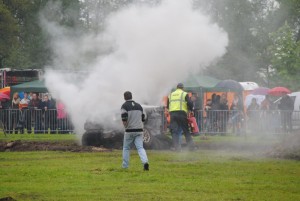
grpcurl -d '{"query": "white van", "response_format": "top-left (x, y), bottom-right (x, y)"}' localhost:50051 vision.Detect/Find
top-left (239, 82), bottom-right (259, 91)
top-left (289, 92), bottom-right (300, 111)
top-left (289, 92), bottom-right (300, 129)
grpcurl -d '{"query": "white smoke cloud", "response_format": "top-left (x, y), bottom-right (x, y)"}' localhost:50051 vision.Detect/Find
top-left (41, 0), bottom-right (228, 138)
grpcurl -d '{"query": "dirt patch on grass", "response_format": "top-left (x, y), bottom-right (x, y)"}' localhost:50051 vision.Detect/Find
top-left (266, 133), bottom-right (300, 160)
top-left (0, 140), bottom-right (111, 152)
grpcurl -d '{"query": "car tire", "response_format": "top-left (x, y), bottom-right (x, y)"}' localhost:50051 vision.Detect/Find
top-left (143, 128), bottom-right (153, 149)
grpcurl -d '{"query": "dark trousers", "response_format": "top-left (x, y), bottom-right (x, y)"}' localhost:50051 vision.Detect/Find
top-left (219, 113), bottom-right (228, 133)
top-left (24, 109), bottom-right (32, 133)
top-left (44, 110), bottom-right (57, 134)
top-left (281, 111), bottom-right (292, 132)
top-left (33, 110), bottom-right (42, 133)
top-left (58, 118), bottom-right (72, 134)
top-left (0, 110), bottom-right (9, 133)
top-left (9, 110), bottom-right (19, 133)
top-left (18, 109), bottom-right (32, 134)
top-left (170, 111), bottom-right (194, 150)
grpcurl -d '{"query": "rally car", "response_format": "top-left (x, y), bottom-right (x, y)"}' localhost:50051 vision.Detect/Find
top-left (81, 106), bottom-right (172, 149)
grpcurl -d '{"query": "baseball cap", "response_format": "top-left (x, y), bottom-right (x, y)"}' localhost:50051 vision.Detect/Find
top-left (177, 83), bottom-right (184, 88)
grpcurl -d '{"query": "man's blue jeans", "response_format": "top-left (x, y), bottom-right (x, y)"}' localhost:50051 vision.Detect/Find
top-left (122, 132), bottom-right (148, 169)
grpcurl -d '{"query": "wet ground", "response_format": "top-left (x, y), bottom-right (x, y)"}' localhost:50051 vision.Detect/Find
top-left (0, 134), bottom-right (299, 160)
top-left (0, 140), bottom-right (111, 152)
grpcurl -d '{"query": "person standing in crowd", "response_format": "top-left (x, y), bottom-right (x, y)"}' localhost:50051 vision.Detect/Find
top-left (20, 92), bottom-right (30, 107)
top-left (28, 92), bottom-right (33, 100)
top-left (247, 98), bottom-right (260, 133)
top-left (219, 93), bottom-right (229, 134)
top-left (121, 91), bottom-right (149, 171)
top-left (57, 100), bottom-right (68, 134)
top-left (19, 92), bottom-right (31, 134)
top-left (42, 94), bottom-right (57, 134)
top-left (191, 93), bottom-right (201, 130)
top-left (260, 95), bottom-right (273, 131)
top-left (278, 94), bottom-right (294, 133)
top-left (9, 92), bottom-right (20, 134)
top-left (167, 83), bottom-right (195, 151)
top-left (230, 94), bottom-right (243, 135)
top-left (0, 99), bottom-right (10, 133)
top-left (211, 94), bottom-right (221, 132)
top-left (29, 93), bottom-right (43, 134)
top-left (204, 99), bottom-right (213, 132)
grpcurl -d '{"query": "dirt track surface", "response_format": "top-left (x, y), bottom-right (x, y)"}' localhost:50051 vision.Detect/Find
top-left (0, 139), bottom-right (263, 152)
top-left (1, 134), bottom-right (299, 161)
top-left (0, 140), bottom-right (111, 152)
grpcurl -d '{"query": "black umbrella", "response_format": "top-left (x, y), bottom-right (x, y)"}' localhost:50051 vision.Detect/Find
top-left (215, 79), bottom-right (244, 92)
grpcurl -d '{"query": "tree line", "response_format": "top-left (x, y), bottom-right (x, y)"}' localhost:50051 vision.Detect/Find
top-left (0, 0), bottom-right (299, 90)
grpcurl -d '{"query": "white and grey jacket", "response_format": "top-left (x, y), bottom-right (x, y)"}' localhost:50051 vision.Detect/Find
top-left (121, 100), bottom-right (145, 132)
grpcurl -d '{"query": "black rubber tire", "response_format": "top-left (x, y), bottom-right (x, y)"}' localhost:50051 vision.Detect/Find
top-left (143, 128), bottom-right (153, 149)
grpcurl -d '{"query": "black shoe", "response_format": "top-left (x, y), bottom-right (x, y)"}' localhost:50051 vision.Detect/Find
top-left (144, 163), bottom-right (149, 171)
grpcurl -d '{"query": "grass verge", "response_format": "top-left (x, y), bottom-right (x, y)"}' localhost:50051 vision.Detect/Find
top-left (0, 150), bottom-right (299, 201)
top-left (0, 132), bottom-right (77, 142)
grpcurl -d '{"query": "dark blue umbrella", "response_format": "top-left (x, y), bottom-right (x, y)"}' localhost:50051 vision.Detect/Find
top-left (215, 79), bottom-right (244, 92)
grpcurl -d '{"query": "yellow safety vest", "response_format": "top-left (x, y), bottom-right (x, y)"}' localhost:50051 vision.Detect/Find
top-left (168, 89), bottom-right (188, 113)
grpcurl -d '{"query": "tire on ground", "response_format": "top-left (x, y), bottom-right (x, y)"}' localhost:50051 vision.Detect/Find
top-left (143, 128), bottom-right (172, 150)
top-left (81, 131), bottom-right (102, 147)
top-left (143, 128), bottom-right (153, 149)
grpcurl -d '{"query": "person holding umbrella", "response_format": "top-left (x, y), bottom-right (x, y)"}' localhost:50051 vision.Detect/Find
top-left (278, 94), bottom-right (294, 133)
top-left (268, 86), bottom-right (292, 133)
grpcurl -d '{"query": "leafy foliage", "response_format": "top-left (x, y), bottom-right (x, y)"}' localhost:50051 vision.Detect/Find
top-left (268, 23), bottom-right (300, 90)
top-left (0, 0), bottom-right (299, 89)
top-left (0, 1), bottom-right (19, 66)
top-left (0, 0), bottom-right (81, 69)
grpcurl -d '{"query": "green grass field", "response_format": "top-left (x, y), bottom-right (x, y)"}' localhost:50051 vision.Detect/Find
top-left (0, 133), bottom-right (299, 201)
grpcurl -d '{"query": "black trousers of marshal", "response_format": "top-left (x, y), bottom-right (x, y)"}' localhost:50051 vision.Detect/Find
top-left (169, 111), bottom-right (194, 149)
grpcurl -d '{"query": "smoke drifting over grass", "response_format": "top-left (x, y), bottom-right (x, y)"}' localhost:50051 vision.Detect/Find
top-left (41, 0), bottom-right (228, 137)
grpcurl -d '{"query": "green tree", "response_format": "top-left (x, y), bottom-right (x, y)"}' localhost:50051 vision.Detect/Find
top-left (1, 0), bottom-right (81, 69)
top-left (268, 22), bottom-right (300, 90)
top-left (194, 0), bottom-right (300, 87)
top-left (195, 0), bottom-right (273, 83)
top-left (0, 1), bottom-right (19, 68)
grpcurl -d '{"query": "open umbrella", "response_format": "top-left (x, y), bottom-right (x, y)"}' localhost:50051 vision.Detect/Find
top-left (251, 87), bottom-right (270, 95)
top-left (268, 87), bottom-right (291, 96)
top-left (0, 87), bottom-right (10, 96)
top-left (215, 79), bottom-right (244, 92)
top-left (0, 92), bottom-right (10, 101)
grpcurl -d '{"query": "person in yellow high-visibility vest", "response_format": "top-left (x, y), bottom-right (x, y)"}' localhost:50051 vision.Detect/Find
top-left (167, 83), bottom-right (195, 151)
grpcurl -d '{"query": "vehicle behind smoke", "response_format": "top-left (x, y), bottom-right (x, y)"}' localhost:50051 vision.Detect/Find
top-left (289, 92), bottom-right (300, 129)
top-left (81, 105), bottom-right (172, 149)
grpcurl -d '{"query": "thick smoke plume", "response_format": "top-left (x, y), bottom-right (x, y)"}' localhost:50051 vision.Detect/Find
top-left (41, 0), bottom-right (228, 138)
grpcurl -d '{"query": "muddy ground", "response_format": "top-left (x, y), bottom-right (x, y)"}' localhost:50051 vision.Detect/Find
top-left (1, 134), bottom-right (299, 160)
top-left (0, 139), bottom-right (269, 152)
top-left (0, 140), bottom-right (111, 152)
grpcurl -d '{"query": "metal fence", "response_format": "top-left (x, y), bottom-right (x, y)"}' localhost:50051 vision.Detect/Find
top-left (0, 109), bottom-right (74, 134)
top-left (194, 109), bottom-right (300, 135)
top-left (1, 108), bottom-right (299, 135)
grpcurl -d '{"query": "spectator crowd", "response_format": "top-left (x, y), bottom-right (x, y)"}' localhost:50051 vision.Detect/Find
top-left (0, 92), bottom-right (73, 134)
top-left (0, 91), bottom-right (295, 135)
top-left (203, 93), bottom-right (295, 134)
